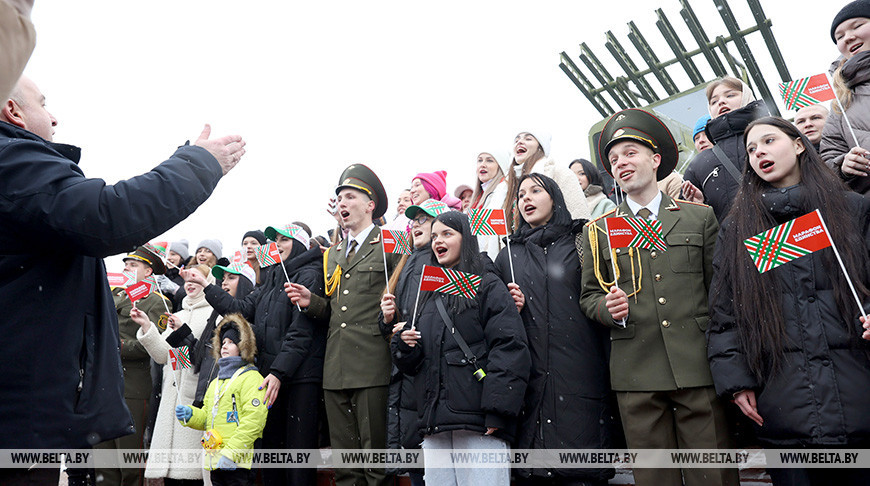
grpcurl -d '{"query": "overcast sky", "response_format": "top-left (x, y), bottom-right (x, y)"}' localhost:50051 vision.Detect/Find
top-left (24, 0), bottom-right (846, 269)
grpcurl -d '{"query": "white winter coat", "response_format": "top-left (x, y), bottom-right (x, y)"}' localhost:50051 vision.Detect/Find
top-left (137, 291), bottom-right (218, 480)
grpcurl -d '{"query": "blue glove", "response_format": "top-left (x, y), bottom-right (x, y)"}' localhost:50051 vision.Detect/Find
top-left (217, 455), bottom-right (237, 471)
top-left (175, 405), bottom-right (192, 422)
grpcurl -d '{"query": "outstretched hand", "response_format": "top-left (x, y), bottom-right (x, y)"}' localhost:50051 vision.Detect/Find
top-left (193, 124), bottom-right (246, 175)
top-left (180, 268), bottom-right (208, 287)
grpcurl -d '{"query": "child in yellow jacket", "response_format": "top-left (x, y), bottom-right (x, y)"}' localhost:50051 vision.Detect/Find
top-left (176, 314), bottom-right (267, 485)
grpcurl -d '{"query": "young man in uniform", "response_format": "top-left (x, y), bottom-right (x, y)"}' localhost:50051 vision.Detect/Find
top-left (289, 164), bottom-right (400, 486)
top-left (580, 109), bottom-right (738, 486)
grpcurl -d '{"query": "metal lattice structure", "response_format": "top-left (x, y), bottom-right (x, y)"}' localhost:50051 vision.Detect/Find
top-left (559, 0), bottom-right (790, 119)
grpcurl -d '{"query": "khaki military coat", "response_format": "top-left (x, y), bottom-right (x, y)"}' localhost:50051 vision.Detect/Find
top-left (580, 193), bottom-right (719, 392)
top-left (307, 226), bottom-right (400, 390)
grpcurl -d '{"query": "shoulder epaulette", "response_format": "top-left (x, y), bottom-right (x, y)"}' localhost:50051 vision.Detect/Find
top-left (585, 208), bottom-right (618, 227)
top-left (674, 198), bottom-right (710, 208)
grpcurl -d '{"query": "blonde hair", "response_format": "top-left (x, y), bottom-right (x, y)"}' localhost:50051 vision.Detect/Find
top-left (189, 263), bottom-right (211, 279)
top-left (832, 59), bottom-right (853, 114)
top-left (471, 152), bottom-right (505, 210)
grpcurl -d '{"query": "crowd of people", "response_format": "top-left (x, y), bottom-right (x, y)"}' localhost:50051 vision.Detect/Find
top-left (4, 1), bottom-right (870, 486)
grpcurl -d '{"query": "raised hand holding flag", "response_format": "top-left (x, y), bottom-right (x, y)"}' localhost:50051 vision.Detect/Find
top-left (255, 241), bottom-right (301, 310)
top-left (410, 265), bottom-right (482, 329)
top-left (744, 209), bottom-right (866, 321)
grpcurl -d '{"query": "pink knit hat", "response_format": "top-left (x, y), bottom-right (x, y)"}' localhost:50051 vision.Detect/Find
top-left (414, 171), bottom-right (463, 210)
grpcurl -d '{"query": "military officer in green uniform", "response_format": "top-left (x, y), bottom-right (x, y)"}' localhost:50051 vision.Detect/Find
top-left (580, 109), bottom-right (738, 486)
top-left (96, 246), bottom-right (170, 486)
top-left (289, 164), bottom-right (400, 486)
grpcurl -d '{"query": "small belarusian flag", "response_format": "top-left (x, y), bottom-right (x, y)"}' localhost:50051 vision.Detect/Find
top-left (126, 280), bottom-right (154, 303)
top-left (744, 209), bottom-right (832, 273)
top-left (419, 265), bottom-right (482, 299)
top-left (169, 346), bottom-right (192, 370)
top-left (606, 216), bottom-right (668, 252)
top-left (142, 241), bottom-right (168, 259)
top-left (255, 242), bottom-right (281, 268)
top-left (232, 250), bottom-right (244, 264)
top-left (779, 74), bottom-right (836, 111)
top-left (382, 229), bottom-right (412, 255)
top-left (107, 270), bottom-right (137, 288)
top-left (469, 209), bottom-right (509, 236)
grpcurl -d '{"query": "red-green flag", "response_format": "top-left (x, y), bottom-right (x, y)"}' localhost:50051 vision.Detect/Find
top-left (382, 229), bottom-right (412, 255)
top-left (255, 242), bottom-right (281, 268)
top-left (469, 209), bottom-right (509, 236)
top-left (606, 216), bottom-right (667, 252)
top-left (126, 280), bottom-right (154, 304)
top-left (778, 74), bottom-right (835, 111)
top-left (169, 346), bottom-right (192, 370)
top-left (419, 265), bottom-right (482, 299)
top-left (744, 209), bottom-right (832, 273)
top-left (142, 241), bottom-right (168, 259)
top-left (107, 270), bottom-right (136, 288)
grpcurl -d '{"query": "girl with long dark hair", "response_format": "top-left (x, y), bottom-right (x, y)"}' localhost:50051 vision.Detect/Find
top-left (495, 173), bottom-right (615, 485)
top-left (708, 116), bottom-right (870, 485)
top-left (392, 211), bottom-right (530, 486)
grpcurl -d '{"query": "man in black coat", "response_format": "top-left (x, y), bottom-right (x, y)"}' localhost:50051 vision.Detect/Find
top-left (0, 76), bottom-right (245, 484)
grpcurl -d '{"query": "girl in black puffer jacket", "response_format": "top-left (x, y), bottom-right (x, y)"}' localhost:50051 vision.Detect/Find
top-left (708, 117), bottom-right (870, 486)
top-left (495, 173), bottom-right (615, 485)
top-left (392, 211), bottom-right (530, 486)
top-left (684, 76), bottom-right (769, 222)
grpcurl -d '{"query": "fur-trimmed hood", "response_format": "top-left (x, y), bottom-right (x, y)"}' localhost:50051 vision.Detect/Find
top-left (211, 313), bottom-right (257, 362)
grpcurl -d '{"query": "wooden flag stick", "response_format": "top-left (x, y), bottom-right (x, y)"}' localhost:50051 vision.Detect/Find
top-left (604, 218), bottom-right (628, 328)
top-left (816, 210), bottom-right (868, 321)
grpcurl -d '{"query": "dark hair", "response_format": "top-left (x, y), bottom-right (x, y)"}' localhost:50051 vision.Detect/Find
top-left (714, 116), bottom-right (870, 380)
top-left (575, 158), bottom-right (603, 187)
top-left (417, 211), bottom-right (482, 315)
top-left (515, 173), bottom-right (572, 232)
top-left (193, 274), bottom-right (255, 374)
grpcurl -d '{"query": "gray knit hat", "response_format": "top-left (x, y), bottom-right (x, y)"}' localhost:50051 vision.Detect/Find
top-left (169, 239), bottom-right (189, 261)
top-left (196, 239), bottom-right (223, 259)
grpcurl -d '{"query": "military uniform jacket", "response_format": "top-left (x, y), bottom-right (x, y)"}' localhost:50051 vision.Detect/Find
top-left (579, 193), bottom-right (719, 392)
top-left (113, 287), bottom-right (169, 400)
top-left (307, 226), bottom-right (401, 390)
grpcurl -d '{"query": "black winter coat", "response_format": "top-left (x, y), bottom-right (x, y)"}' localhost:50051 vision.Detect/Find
top-left (495, 221), bottom-right (615, 481)
top-left (392, 273), bottom-right (530, 443)
top-left (708, 185), bottom-right (870, 446)
top-left (205, 246), bottom-right (325, 384)
top-left (0, 121), bottom-right (224, 448)
top-left (684, 100), bottom-right (768, 222)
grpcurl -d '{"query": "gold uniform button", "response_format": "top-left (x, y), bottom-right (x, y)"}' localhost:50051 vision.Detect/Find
top-left (654, 274), bottom-right (662, 282)
top-left (650, 250), bottom-right (657, 259)
top-left (343, 289), bottom-right (349, 295)
top-left (345, 273), bottom-right (351, 279)
top-left (615, 248), bottom-right (621, 255)
top-left (341, 306), bottom-right (347, 312)
top-left (658, 297), bottom-right (667, 305)
top-left (340, 323), bottom-right (347, 328)
top-left (662, 320), bottom-right (670, 328)
top-left (685, 237), bottom-right (690, 243)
